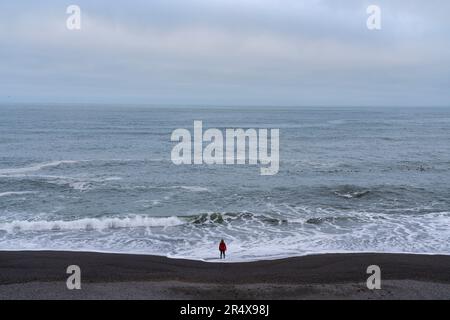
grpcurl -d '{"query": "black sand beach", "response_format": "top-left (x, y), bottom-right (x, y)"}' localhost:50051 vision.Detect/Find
top-left (0, 251), bottom-right (449, 299)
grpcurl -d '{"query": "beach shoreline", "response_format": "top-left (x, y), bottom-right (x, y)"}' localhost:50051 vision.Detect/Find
top-left (0, 251), bottom-right (449, 299)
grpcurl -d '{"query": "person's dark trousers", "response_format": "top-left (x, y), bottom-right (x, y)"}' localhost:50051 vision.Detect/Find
top-left (220, 250), bottom-right (225, 259)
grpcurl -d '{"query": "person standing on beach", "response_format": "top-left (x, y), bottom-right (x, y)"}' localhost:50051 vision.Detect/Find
top-left (219, 239), bottom-right (227, 259)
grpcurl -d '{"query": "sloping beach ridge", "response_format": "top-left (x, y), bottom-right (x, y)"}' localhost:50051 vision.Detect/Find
top-left (0, 251), bottom-right (449, 299)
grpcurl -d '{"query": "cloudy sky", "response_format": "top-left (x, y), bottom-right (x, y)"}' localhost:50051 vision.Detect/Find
top-left (1, 0), bottom-right (449, 106)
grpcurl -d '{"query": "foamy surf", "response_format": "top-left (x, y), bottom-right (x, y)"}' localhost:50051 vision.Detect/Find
top-left (0, 210), bottom-right (449, 261)
top-left (0, 160), bottom-right (80, 175)
top-left (0, 191), bottom-right (37, 197)
top-left (167, 186), bottom-right (209, 192)
top-left (0, 216), bottom-right (186, 233)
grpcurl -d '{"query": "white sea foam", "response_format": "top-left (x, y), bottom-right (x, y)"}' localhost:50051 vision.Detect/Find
top-left (68, 181), bottom-right (91, 191)
top-left (169, 186), bottom-right (209, 192)
top-left (0, 160), bottom-right (80, 175)
top-left (0, 191), bottom-right (37, 198)
top-left (0, 172), bottom-right (123, 191)
top-left (0, 216), bottom-right (186, 233)
top-left (0, 210), bottom-right (449, 261)
top-left (0, 159), bottom-right (166, 176)
top-left (101, 177), bottom-right (123, 181)
top-left (334, 190), bottom-right (370, 199)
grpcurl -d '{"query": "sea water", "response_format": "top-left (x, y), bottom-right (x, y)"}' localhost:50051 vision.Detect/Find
top-left (0, 104), bottom-right (449, 261)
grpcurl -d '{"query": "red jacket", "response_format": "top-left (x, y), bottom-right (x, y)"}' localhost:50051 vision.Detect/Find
top-left (219, 242), bottom-right (227, 251)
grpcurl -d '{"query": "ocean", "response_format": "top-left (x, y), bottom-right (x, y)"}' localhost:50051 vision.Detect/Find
top-left (0, 104), bottom-right (449, 261)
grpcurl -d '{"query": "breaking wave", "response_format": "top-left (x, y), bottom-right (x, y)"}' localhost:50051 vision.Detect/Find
top-left (334, 190), bottom-right (370, 199)
top-left (0, 216), bottom-right (185, 233)
top-left (0, 191), bottom-right (37, 198)
top-left (0, 160), bottom-right (80, 175)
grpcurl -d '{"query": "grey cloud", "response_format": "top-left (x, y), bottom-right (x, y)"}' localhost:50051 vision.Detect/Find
top-left (0, 0), bottom-right (449, 106)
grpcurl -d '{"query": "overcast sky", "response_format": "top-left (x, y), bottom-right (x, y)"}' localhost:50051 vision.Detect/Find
top-left (1, 0), bottom-right (449, 106)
